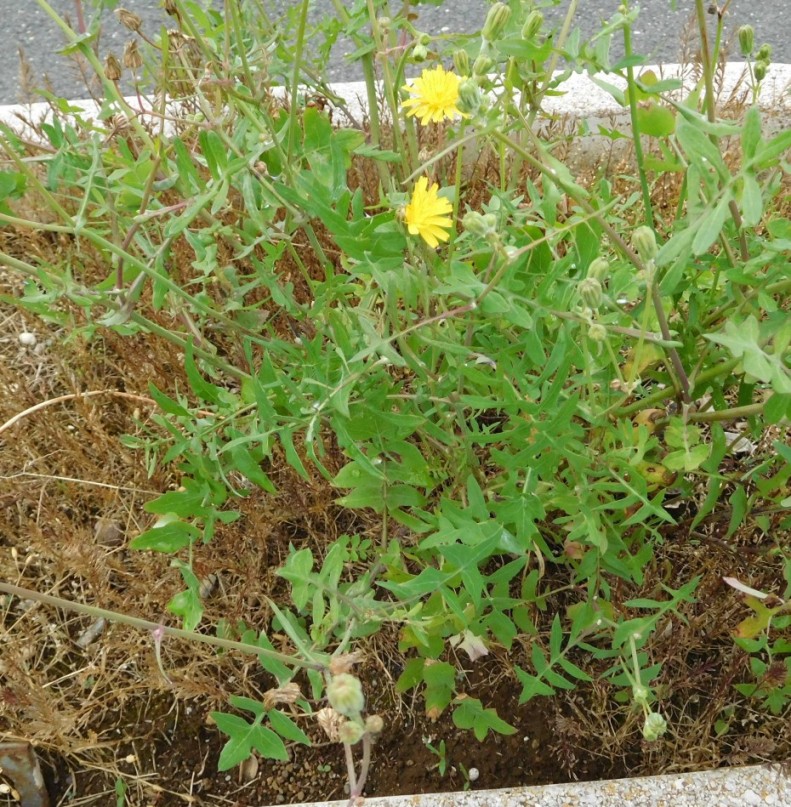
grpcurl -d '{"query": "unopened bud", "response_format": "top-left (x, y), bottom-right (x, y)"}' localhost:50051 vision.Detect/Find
top-left (632, 684), bottom-right (650, 705)
top-left (642, 711), bottom-right (668, 741)
top-left (578, 277), bottom-right (603, 309)
top-left (521, 10), bottom-right (544, 40)
top-left (338, 719), bottom-right (365, 745)
top-left (473, 54), bottom-right (494, 77)
top-left (756, 43), bottom-right (772, 61)
top-left (365, 714), bottom-right (384, 735)
top-left (632, 225), bottom-right (658, 263)
top-left (482, 3), bottom-right (512, 42)
top-left (326, 673), bottom-right (365, 717)
top-left (115, 7), bottom-right (143, 33)
top-left (411, 44), bottom-right (429, 63)
top-left (587, 257), bottom-right (610, 281)
top-left (737, 25), bottom-right (754, 57)
top-left (457, 78), bottom-right (483, 115)
top-left (164, 0), bottom-right (180, 17)
top-left (104, 54), bottom-right (122, 81)
top-left (123, 39), bottom-right (143, 70)
top-left (463, 210), bottom-right (497, 237)
top-left (587, 323), bottom-right (608, 342)
top-left (754, 60), bottom-right (769, 81)
top-left (418, 32), bottom-right (431, 47)
top-left (453, 49), bottom-right (471, 77)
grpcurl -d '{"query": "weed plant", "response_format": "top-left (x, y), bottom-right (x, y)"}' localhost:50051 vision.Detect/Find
top-left (0, 0), bottom-right (789, 801)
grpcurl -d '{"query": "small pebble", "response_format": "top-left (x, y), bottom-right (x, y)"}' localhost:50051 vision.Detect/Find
top-left (468, 767), bottom-right (480, 782)
top-left (18, 332), bottom-right (37, 347)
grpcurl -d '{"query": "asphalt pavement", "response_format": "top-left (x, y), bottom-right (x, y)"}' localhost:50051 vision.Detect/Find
top-left (1, 1), bottom-right (789, 105)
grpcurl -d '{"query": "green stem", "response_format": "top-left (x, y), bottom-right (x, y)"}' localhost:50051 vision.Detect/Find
top-left (286, 0), bottom-right (310, 166)
top-left (0, 581), bottom-right (325, 670)
top-left (622, 5), bottom-right (653, 228)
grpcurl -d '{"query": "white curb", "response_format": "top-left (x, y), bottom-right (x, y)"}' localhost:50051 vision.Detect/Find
top-left (287, 763), bottom-right (790, 807)
top-left (0, 63), bottom-right (788, 139)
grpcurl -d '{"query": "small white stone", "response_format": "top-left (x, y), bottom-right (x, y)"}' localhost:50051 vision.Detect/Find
top-left (468, 768), bottom-right (479, 782)
top-left (18, 331), bottom-right (37, 346)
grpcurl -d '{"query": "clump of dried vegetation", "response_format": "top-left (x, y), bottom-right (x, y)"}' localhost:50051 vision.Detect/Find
top-left (1, 1), bottom-right (790, 805)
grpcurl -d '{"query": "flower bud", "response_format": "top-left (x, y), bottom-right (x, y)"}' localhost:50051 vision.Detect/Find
top-left (463, 210), bottom-right (498, 237)
top-left (587, 257), bottom-right (610, 281)
top-left (632, 683), bottom-right (650, 705)
top-left (326, 673), bottom-right (365, 717)
top-left (578, 277), bottom-right (603, 309)
top-left (642, 711), bottom-right (668, 741)
top-left (116, 7), bottom-right (142, 33)
top-left (632, 225), bottom-right (658, 263)
top-left (418, 32), bottom-right (432, 46)
top-left (754, 60), bottom-right (768, 81)
top-left (756, 43), bottom-right (772, 61)
top-left (365, 714), bottom-right (384, 735)
top-left (737, 25), bottom-right (754, 57)
top-left (164, 0), bottom-right (180, 18)
top-left (104, 54), bottom-right (122, 81)
top-left (123, 39), bottom-right (143, 70)
top-left (457, 78), bottom-right (483, 115)
top-left (338, 719), bottom-right (365, 745)
top-left (453, 49), bottom-right (471, 77)
top-left (482, 3), bottom-right (512, 42)
top-left (521, 10), bottom-right (544, 40)
top-left (411, 43), bottom-right (429, 63)
top-left (473, 54), bottom-right (494, 77)
top-left (587, 323), bottom-right (608, 342)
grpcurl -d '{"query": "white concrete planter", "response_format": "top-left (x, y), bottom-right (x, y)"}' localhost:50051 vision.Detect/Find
top-left (285, 762), bottom-right (789, 807)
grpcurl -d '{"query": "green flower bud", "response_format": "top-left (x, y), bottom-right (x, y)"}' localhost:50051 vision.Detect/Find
top-left (754, 60), bottom-right (769, 82)
top-left (482, 3), bottom-right (512, 42)
top-left (418, 32), bottom-right (432, 46)
top-left (587, 257), bottom-right (610, 281)
top-left (642, 710), bottom-right (668, 741)
top-left (339, 719), bottom-right (365, 745)
top-left (521, 10), bottom-right (544, 40)
top-left (457, 78), bottom-right (484, 115)
top-left (632, 683), bottom-right (650, 705)
top-left (411, 44), bottom-right (429, 63)
top-left (453, 49), bottom-right (471, 77)
top-left (365, 714), bottom-right (384, 735)
top-left (756, 43), bottom-right (772, 61)
top-left (737, 25), bottom-right (754, 57)
top-left (578, 277), bottom-right (603, 309)
top-left (326, 673), bottom-right (365, 717)
top-left (587, 323), bottom-right (608, 342)
top-left (632, 225), bottom-right (658, 263)
top-left (473, 54), bottom-right (494, 77)
top-left (461, 210), bottom-right (489, 237)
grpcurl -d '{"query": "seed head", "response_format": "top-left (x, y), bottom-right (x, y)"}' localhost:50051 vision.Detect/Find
top-left (104, 54), bottom-right (122, 82)
top-left (115, 8), bottom-right (143, 34)
top-left (123, 40), bottom-right (143, 70)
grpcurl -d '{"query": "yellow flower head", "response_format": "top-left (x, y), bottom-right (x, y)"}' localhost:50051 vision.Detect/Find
top-left (401, 65), bottom-right (462, 125)
top-left (404, 177), bottom-right (453, 248)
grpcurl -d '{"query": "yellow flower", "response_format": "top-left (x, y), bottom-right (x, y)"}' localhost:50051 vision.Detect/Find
top-left (404, 177), bottom-right (453, 248)
top-left (401, 65), bottom-right (462, 124)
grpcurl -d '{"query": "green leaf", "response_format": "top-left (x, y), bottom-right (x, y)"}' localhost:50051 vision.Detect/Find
top-left (423, 661), bottom-right (456, 717)
top-left (692, 191), bottom-right (732, 255)
top-left (740, 172), bottom-right (763, 228)
top-left (740, 105), bottom-right (762, 162)
top-left (452, 697), bottom-right (516, 741)
top-left (130, 519), bottom-right (198, 553)
top-left (635, 103), bottom-right (675, 138)
top-left (268, 709), bottom-right (311, 745)
top-left (212, 713), bottom-right (287, 770)
top-left (185, 339), bottom-right (222, 404)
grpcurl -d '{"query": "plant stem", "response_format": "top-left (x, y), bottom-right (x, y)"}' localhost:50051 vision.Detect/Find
top-left (0, 581), bottom-right (326, 671)
top-left (622, 4), bottom-right (653, 228)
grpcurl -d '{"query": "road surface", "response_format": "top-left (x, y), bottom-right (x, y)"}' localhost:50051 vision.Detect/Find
top-left (1, 1), bottom-right (788, 104)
